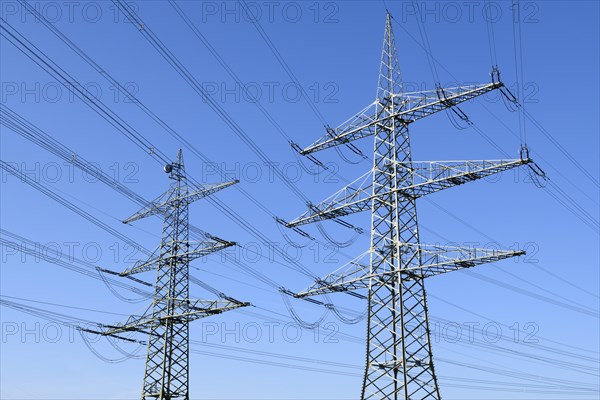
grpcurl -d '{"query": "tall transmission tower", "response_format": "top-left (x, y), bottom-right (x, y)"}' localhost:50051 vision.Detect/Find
top-left (285, 14), bottom-right (536, 399)
top-left (95, 150), bottom-right (248, 400)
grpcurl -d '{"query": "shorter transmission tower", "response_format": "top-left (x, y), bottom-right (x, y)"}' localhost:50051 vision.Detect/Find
top-left (94, 150), bottom-right (248, 400)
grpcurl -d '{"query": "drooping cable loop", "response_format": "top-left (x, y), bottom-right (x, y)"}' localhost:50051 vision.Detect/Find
top-left (96, 268), bottom-right (152, 303)
top-left (79, 330), bottom-right (142, 364)
top-left (326, 303), bottom-right (368, 325)
top-left (274, 217), bottom-right (313, 249)
top-left (291, 144), bottom-right (326, 176)
top-left (279, 289), bottom-right (329, 330)
top-left (105, 335), bottom-right (146, 359)
top-left (315, 221), bottom-right (361, 249)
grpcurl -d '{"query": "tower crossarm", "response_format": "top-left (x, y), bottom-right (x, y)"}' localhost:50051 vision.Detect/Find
top-left (118, 239), bottom-right (236, 277)
top-left (101, 312), bottom-right (155, 336)
top-left (100, 299), bottom-right (248, 338)
top-left (295, 244), bottom-right (524, 298)
top-left (180, 179), bottom-right (239, 206)
top-left (295, 251), bottom-right (372, 297)
top-left (299, 82), bottom-right (502, 155)
top-left (123, 180), bottom-right (238, 224)
top-left (171, 298), bottom-right (250, 322)
top-left (401, 157), bottom-right (531, 197)
top-left (397, 82), bottom-right (502, 123)
top-left (300, 101), bottom-right (380, 155)
top-left (286, 170), bottom-right (373, 227)
top-left (286, 156), bottom-right (531, 227)
top-left (401, 243), bottom-right (525, 279)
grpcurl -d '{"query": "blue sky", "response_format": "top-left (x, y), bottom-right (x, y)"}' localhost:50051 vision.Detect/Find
top-left (1, 1), bottom-right (599, 399)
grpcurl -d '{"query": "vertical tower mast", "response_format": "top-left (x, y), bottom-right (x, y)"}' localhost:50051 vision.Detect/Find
top-left (363, 15), bottom-right (439, 398)
top-left (143, 149), bottom-right (193, 398)
top-left (284, 13), bottom-right (536, 399)
top-left (97, 150), bottom-right (248, 400)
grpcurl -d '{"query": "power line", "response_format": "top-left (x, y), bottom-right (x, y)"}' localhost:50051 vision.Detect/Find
top-left (386, 8), bottom-right (599, 190)
top-left (19, 0), bottom-right (588, 322)
top-left (0, 17), bottom-right (171, 167)
top-left (1, 228), bottom-right (152, 299)
top-left (2, 295), bottom-right (596, 395)
top-left (124, 0), bottom-right (600, 318)
top-left (3, 5), bottom-right (596, 394)
top-left (511, 0), bottom-right (527, 145)
top-left (10, 0), bottom-right (597, 330)
top-left (0, 160), bottom-right (152, 256)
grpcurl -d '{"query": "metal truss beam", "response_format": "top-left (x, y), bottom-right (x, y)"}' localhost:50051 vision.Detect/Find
top-left (300, 83), bottom-right (502, 155)
top-left (287, 158), bottom-right (530, 227)
top-left (102, 299), bottom-right (247, 336)
top-left (296, 244), bottom-right (524, 297)
top-left (119, 239), bottom-right (235, 277)
top-left (123, 180), bottom-right (238, 224)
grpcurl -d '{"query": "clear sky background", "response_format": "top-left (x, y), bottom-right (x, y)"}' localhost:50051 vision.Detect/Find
top-left (1, 1), bottom-right (599, 399)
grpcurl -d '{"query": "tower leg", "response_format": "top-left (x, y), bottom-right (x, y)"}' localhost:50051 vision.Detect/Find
top-left (361, 114), bottom-right (441, 399)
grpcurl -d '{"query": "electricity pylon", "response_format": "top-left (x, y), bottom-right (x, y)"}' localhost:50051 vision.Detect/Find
top-left (285, 14), bottom-right (535, 399)
top-left (96, 150), bottom-right (248, 400)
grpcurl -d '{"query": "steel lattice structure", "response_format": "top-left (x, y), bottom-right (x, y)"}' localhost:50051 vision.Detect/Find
top-left (285, 14), bottom-right (534, 399)
top-left (96, 150), bottom-right (248, 400)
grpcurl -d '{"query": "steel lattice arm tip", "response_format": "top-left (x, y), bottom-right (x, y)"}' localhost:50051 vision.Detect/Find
top-left (79, 327), bottom-right (145, 344)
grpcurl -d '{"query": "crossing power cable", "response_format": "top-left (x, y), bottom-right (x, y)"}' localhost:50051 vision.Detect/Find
top-left (8, 1), bottom-right (596, 324)
top-left (0, 17), bottom-right (170, 167)
top-left (2, 295), bottom-right (596, 394)
top-left (4, 0), bottom-right (596, 366)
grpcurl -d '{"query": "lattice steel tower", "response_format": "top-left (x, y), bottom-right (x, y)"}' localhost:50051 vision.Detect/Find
top-left (286, 14), bottom-right (535, 399)
top-left (97, 150), bottom-right (248, 399)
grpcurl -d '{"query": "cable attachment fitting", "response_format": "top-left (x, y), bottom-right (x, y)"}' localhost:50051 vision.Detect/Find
top-left (278, 287), bottom-right (296, 297)
top-left (520, 145), bottom-right (530, 161)
top-left (436, 85), bottom-right (456, 108)
top-left (274, 216), bottom-right (314, 240)
top-left (519, 146), bottom-right (548, 188)
top-left (498, 86), bottom-right (520, 112)
top-left (290, 140), bottom-right (327, 169)
top-left (490, 65), bottom-right (501, 84)
top-left (499, 85), bottom-right (519, 105)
